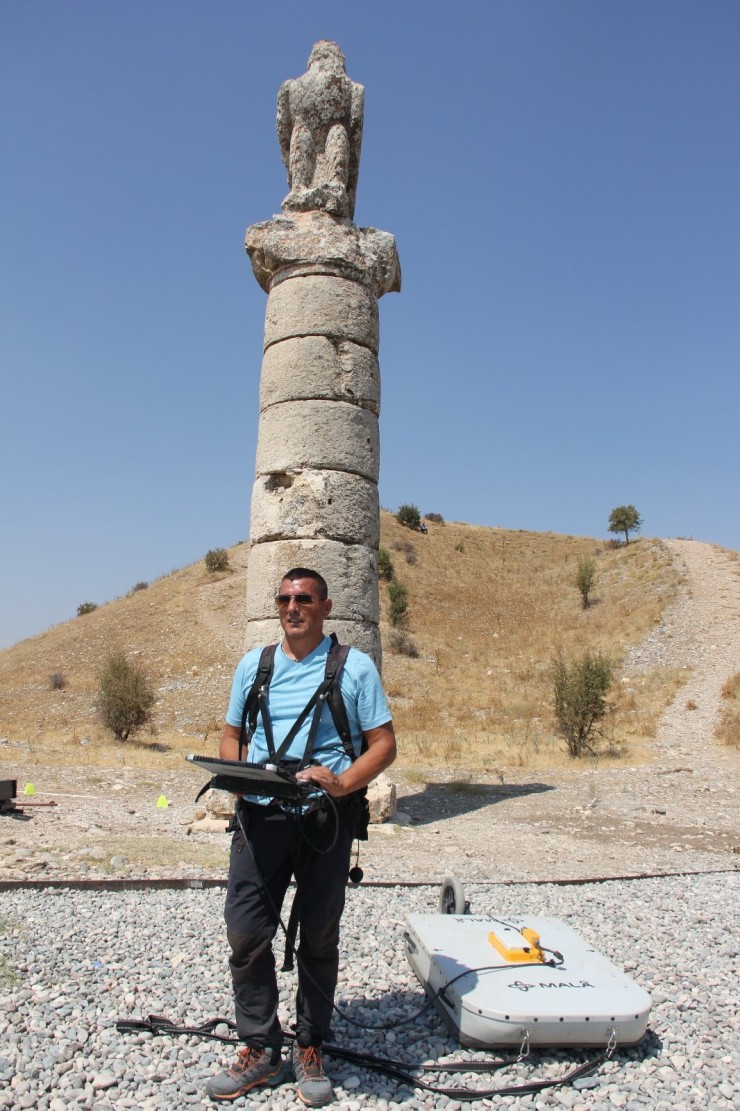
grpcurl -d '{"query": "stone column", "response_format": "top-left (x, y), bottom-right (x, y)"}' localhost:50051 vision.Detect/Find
top-left (243, 43), bottom-right (400, 665)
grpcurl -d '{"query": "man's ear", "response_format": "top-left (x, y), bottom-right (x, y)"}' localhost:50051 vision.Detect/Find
top-left (322, 597), bottom-right (333, 616)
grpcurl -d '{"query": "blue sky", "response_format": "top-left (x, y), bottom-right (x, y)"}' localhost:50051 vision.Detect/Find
top-left (2, 0), bottom-right (738, 648)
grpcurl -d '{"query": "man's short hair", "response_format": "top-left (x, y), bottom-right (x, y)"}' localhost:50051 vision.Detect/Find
top-left (281, 567), bottom-right (329, 600)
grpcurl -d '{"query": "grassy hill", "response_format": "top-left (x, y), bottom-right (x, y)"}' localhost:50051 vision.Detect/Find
top-left (0, 513), bottom-right (685, 774)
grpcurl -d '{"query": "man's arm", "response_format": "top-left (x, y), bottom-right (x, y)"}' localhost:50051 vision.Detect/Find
top-left (296, 721), bottom-right (396, 798)
top-left (219, 723), bottom-right (243, 762)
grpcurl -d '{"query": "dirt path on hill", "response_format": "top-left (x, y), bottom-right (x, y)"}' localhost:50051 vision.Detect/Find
top-left (1, 540), bottom-right (738, 887)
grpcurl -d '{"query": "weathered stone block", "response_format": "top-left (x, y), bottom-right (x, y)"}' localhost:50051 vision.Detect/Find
top-left (260, 336), bottom-right (380, 414)
top-left (251, 470), bottom-right (379, 547)
top-left (246, 540), bottom-right (378, 623)
top-left (367, 772), bottom-right (397, 823)
top-left (256, 400), bottom-right (379, 481)
top-left (202, 789), bottom-right (236, 819)
top-left (244, 616), bottom-right (381, 665)
top-left (264, 274), bottom-right (379, 353)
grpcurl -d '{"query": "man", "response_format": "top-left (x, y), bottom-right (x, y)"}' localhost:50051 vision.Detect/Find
top-left (206, 567), bottom-right (396, 1106)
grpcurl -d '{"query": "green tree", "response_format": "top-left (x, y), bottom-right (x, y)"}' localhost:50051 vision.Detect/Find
top-left (204, 548), bottom-right (229, 573)
top-left (396, 504), bottom-right (421, 530)
top-left (388, 580), bottom-right (409, 627)
top-left (552, 649), bottom-right (614, 757)
top-left (77, 602), bottom-right (98, 616)
top-left (574, 555), bottom-right (597, 609)
top-left (97, 650), bottom-right (155, 742)
top-left (608, 505), bottom-right (642, 544)
top-left (377, 547), bottom-right (394, 582)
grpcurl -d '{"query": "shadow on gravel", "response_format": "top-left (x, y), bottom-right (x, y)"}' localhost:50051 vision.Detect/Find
top-left (328, 992), bottom-right (662, 1093)
top-left (624, 1028), bottom-right (663, 1061)
top-left (396, 781), bottom-right (555, 825)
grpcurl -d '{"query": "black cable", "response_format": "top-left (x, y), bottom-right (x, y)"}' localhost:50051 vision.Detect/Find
top-left (295, 791), bottom-right (340, 856)
top-left (318, 1038), bottom-right (614, 1100)
top-left (116, 1014), bottom-right (615, 1101)
top-left (118, 805), bottom-right (613, 1099)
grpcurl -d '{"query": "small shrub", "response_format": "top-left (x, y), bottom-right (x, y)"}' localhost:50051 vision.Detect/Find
top-left (377, 547), bottom-right (394, 582)
top-left (574, 555), bottom-right (597, 608)
top-left (97, 650), bottom-right (155, 742)
top-left (204, 548), bottom-right (229, 573)
top-left (388, 580), bottom-right (409, 628)
top-left (388, 629), bottom-right (419, 657)
top-left (49, 672), bottom-right (66, 691)
top-left (77, 602), bottom-right (97, 616)
top-left (454, 541), bottom-right (465, 553)
top-left (552, 648), bottom-right (614, 757)
top-left (131, 581), bottom-right (149, 593)
top-left (425, 512), bottom-right (444, 524)
top-left (391, 539), bottom-right (415, 554)
top-left (685, 699), bottom-right (698, 711)
top-left (405, 550), bottom-right (417, 565)
top-left (396, 504), bottom-right (421, 530)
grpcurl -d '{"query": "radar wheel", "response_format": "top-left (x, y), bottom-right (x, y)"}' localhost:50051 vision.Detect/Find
top-left (439, 874), bottom-right (466, 915)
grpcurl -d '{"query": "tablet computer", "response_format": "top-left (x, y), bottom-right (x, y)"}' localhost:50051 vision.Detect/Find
top-left (186, 755), bottom-right (313, 800)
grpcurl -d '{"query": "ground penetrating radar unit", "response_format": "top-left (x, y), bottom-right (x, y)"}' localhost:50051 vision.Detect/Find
top-left (404, 879), bottom-right (652, 1049)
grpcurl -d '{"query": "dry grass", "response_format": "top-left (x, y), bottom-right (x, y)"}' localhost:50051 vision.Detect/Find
top-left (380, 517), bottom-right (682, 771)
top-left (0, 545), bottom-right (251, 762)
top-left (73, 834), bottom-right (228, 872)
top-left (0, 516), bottom-right (684, 775)
top-left (715, 672), bottom-right (740, 749)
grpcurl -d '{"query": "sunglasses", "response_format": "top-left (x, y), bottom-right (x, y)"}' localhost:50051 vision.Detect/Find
top-left (274, 593), bottom-right (322, 607)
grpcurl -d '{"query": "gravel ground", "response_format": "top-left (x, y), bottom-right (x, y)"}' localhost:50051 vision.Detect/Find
top-left (1, 539), bottom-right (737, 1110)
top-left (1, 872), bottom-right (738, 1111)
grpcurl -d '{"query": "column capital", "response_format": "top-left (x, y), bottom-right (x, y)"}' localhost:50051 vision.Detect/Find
top-left (246, 211), bottom-right (401, 298)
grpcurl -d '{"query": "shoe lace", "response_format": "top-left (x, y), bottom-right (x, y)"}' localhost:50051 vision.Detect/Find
top-left (298, 1045), bottom-right (324, 1079)
top-left (236, 1045), bottom-right (264, 1070)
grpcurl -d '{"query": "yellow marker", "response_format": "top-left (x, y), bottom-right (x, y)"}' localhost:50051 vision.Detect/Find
top-left (156, 795), bottom-right (169, 808)
top-left (23, 783), bottom-right (37, 796)
top-left (488, 926), bottom-right (545, 964)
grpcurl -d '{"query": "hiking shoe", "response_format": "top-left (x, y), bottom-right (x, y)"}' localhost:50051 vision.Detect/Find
top-left (206, 1045), bottom-right (284, 1101)
top-left (292, 1043), bottom-right (333, 1107)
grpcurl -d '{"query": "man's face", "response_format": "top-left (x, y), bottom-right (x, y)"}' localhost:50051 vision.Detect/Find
top-left (276, 577), bottom-right (332, 653)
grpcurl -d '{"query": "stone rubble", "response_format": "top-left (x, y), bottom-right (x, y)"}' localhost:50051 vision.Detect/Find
top-left (1, 874), bottom-right (737, 1109)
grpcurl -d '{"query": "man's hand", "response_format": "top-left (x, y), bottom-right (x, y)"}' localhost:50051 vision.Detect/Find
top-left (296, 765), bottom-right (348, 797)
top-left (296, 722), bottom-right (397, 798)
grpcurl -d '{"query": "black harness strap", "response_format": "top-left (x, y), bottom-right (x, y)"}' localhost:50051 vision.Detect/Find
top-left (238, 644), bottom-right (277, 761)
top-left (239, 633), bottom-right (354, 768)
top-left (324, 636), bottom-right (353, 760)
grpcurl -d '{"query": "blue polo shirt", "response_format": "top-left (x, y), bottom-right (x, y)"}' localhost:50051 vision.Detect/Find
top-left (225, 636), bottom-right (391, 781)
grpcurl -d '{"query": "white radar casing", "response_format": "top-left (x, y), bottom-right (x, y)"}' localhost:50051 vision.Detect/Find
top-left (404, 912), bottom-right (652, 1048)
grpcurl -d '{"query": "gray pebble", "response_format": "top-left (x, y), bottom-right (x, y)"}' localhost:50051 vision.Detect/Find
top-left (1, 874), bottom-right (738, 1109)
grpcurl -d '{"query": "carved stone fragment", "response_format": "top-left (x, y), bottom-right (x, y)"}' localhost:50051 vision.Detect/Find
top-left (247, 213), bottom-right (401, 296)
